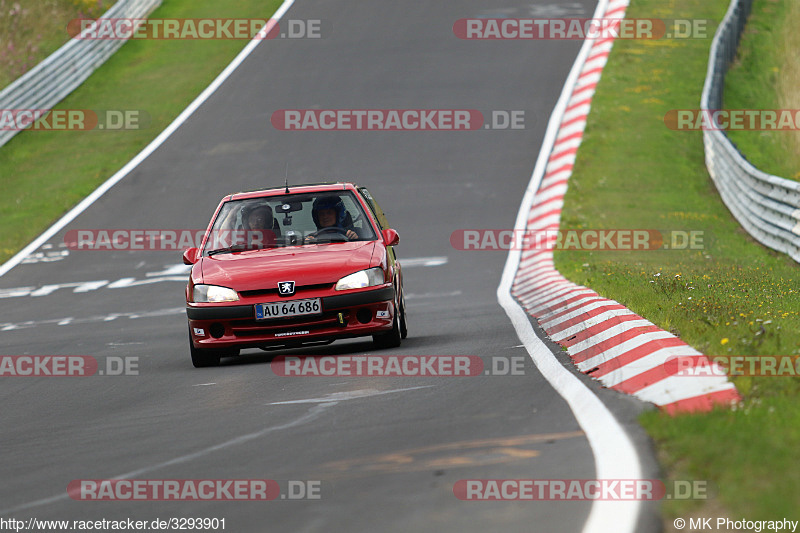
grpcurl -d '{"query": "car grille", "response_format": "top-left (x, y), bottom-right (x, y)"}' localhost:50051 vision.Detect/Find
top-left (239, 283), bottom-right (333, 298)
top-left (230, 310), bottom-right (348, 337)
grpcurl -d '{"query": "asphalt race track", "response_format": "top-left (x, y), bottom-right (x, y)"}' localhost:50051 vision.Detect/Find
top-left (1, 1), bottom-right (660, 531)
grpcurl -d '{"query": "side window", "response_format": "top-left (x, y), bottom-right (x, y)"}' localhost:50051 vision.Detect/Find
top-left (359, 188), bottom-right (396, 261)
top-left (358, 188), bottom-right (390, 230)
top-left (339, 195), bottom-right (366, 235)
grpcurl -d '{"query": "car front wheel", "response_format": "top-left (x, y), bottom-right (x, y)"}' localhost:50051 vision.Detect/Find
top-left (373, 305), bottom-right (401, 349)
top-left (189, 328), bottom-right (221, 368)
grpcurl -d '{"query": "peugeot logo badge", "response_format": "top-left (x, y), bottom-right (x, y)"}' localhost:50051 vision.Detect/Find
top-left (278, 281), bottom-right (296, 296)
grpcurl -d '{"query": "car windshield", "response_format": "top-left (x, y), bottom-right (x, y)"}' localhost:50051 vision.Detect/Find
top-left (202, 190), bottom-right (378, 254)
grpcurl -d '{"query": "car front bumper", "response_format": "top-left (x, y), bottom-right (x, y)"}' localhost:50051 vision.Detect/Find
top-left (187, 286), bottom-right (396, 349)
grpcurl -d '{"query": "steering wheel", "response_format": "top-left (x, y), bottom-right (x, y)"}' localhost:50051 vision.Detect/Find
top-left (306, 227), bottom-right (350, 241)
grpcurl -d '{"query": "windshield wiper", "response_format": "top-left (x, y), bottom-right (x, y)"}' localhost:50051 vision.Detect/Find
top-left (206, 244), bottom-right (248, 256)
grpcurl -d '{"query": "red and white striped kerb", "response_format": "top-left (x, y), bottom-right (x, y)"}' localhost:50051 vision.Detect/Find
top-left (512, 0), bottom-right (740, 414)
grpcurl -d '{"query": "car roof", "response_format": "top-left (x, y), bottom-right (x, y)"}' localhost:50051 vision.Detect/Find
top-left (225, 182), bottom-right (359, 202)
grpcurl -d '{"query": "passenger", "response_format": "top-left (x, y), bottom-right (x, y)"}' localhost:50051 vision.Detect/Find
top-left (243, 205), bottom-right (278, 247)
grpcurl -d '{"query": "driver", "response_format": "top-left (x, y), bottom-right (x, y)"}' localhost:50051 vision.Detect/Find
top-left (305, 196), bottom-right (359, 242)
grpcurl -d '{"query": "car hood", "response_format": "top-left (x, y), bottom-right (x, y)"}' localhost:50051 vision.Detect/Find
top-left (199, 241), bottom-right (377, 290)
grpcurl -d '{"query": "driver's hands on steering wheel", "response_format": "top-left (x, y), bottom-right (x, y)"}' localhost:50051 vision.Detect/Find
top-left (304, 227), bottom-right (357, 243)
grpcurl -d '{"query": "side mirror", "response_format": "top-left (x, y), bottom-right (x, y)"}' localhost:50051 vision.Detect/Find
top-left (382, 228), bottom-right (400, 247)
top-left (182, 247), bottom-right (200, 265)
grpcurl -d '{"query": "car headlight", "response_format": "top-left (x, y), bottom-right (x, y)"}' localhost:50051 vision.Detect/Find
top-left (193, 284), bottom-right (239, 302)
top-left (335, 268), bottom-right (385, 290)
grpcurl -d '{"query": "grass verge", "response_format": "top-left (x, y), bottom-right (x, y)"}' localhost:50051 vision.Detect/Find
top-left (0, 0), bottom-right (281, 262)
top-left (553, 0), bottom-right (800, 522)
top-left (0, 0), bottom-right (114, 90)
top-left (724, 0), bottom-right (800, 180)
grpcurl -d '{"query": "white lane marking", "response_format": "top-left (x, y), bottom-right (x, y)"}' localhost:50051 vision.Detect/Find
top-left (400, 256), bottom-right (448, 267)
top-left (29, 280), bottom-right (109, 296)
top-left (146, 264), bottom-right (191, 277)
top-left (0, 0), bottom-right (297, 280)
top-left (268, 386), bottom-right (433, 405)
top-left (0, 286), bottom-right (34, 298)
top-left (0, 400), bottom-right (332, 515)
top-left (107, 342), bottom-right (144, 346)
top-left (404, 290), bottom-right (461, 299)
top-left (21, 250), bottom-right (69, 264)
top-left (497, 1), bottom-right (642, 532)
top-left (0, 270), bottom-right (186, 299)
top-left (0, 261), bottom-right (454, 300)
top-left (192, 383), bottom-right (216, 387)
top-left (527, 2), bottom-right (586, 16)
top-left (0, 307), bottom-right (185, 332)
top-left (107, 276), bottom-right (187, 289)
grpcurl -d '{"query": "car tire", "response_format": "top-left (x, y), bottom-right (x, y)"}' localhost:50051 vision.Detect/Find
top-left (189, 329), bottom-right (221, 368)
top-left (373, 306), bottom-right (401, 349)
top-left (399, 291), bottom-right (408, 340)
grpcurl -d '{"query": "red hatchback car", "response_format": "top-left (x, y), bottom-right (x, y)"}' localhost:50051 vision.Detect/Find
top-left (183, 183), bottom-right (407, 367)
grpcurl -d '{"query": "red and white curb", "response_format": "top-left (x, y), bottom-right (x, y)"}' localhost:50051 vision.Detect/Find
top-left (511, 0), bottom-right (740, 414)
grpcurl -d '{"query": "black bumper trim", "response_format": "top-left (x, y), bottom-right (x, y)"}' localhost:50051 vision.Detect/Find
top-left (186, 305), bottom-right (253, 320)
top-left (322, 286), bottom-right (395, 310)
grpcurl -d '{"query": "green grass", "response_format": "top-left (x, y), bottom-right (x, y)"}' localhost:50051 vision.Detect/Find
top-left (553, 0), bottom-right (800, 521)
top-left (0, 0), bottom-right (114, 89)
top-left (724, 0), bottom-right (800, 180)
top-left (0, 0), bottom-right (281, 261)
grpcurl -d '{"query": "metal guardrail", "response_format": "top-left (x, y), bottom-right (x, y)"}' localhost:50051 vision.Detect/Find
top-left (0, 0), bottom-right (162, 148)
top-left (702, 0), bottom-right (800, 263)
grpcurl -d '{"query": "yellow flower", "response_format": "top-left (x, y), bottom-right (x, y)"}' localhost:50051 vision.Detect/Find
top-left (721, 338), bottom-right (729, 345)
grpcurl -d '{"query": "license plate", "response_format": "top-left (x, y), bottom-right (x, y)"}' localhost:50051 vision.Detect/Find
top-left (255, 298), bottom-right (322, 320)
